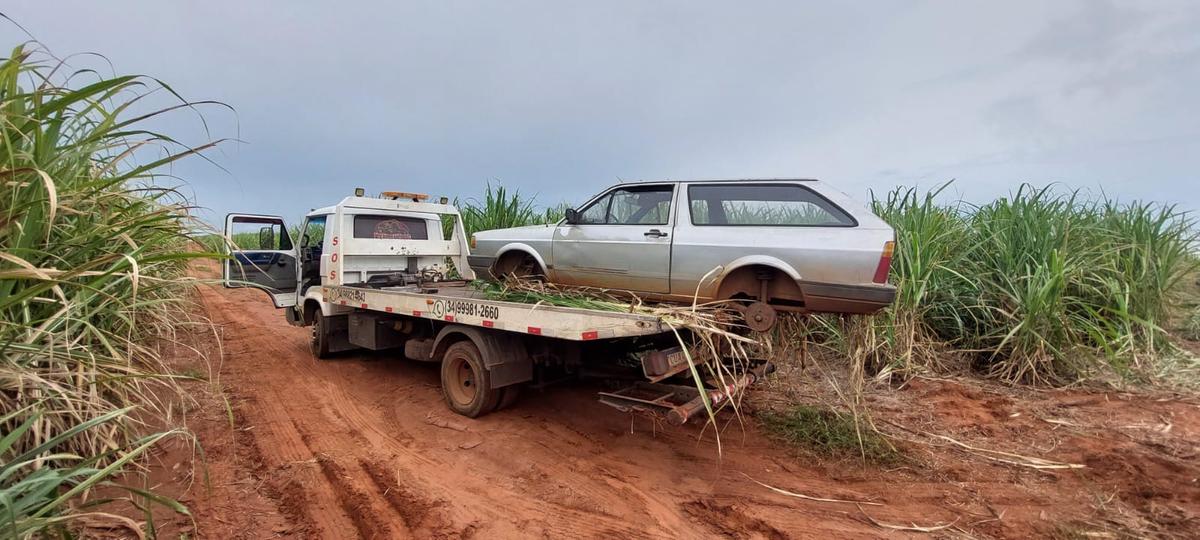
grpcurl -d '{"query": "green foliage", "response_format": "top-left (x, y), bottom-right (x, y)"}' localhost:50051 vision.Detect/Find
top-left (452, 183), bottom-right (564, 237)
top-left (859, 183), bottom-right (1199, 384)
top-left (0, 44), bottom-right (213, 535)
top-left (758, 405), bottom-right (899, 463)
top-left (471, 279), bottom-right (629, 312)
top-left (0, 408), bottom-right (186, 538)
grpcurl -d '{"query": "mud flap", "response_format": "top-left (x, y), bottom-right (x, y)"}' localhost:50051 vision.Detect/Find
top-left (285, 306), bottom-right (304, 327)
top-left (432, 326), bottom-right (532, 389)
top-left (324, 314), bottom-right (356, 354)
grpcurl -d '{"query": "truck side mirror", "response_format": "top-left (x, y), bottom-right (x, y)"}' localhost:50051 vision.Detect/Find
top-left (564, 208), bottom-right (579, 224)
top-left (258, 226), bottom-right (275, 249)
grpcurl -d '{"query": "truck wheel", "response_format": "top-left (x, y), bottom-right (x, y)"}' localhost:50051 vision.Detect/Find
top-left (311, 311), bottom-right (332, 359)
top-left (441, 341), bottom-right (500, 417)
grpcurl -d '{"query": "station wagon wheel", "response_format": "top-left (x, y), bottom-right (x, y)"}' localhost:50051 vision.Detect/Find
top-left (440, 341), bottom-right (500, 417)
top-left (744, 301), bottom-right (777, 333)
top-left (311, 311), bottom-right (332, 359)
top-left (491, 253), bottom-right (544, 281)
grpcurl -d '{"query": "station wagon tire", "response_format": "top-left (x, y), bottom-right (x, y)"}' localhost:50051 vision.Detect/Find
top-left (441, 341), bottom-right (500, 418)
top-left (311, 311), bottom-right (332, 359)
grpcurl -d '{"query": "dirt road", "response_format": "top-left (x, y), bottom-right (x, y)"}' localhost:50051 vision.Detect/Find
top-left (146, 280), bottom-right (1199, 539)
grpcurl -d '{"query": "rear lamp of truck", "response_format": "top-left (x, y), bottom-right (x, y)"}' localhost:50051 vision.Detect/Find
top-left (470, 235), bottom-right (477, 249)
top-left (872, 241), bottom-right (894, 284)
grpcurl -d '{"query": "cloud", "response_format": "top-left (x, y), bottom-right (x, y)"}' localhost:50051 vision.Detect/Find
top-left (2, 0), bottom-right (1196, 224)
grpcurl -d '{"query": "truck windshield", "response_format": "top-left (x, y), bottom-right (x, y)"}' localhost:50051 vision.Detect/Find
top-left (353, 215), bottom-right (430, 240)
top-left (688, 184), bottom-right (855, 227)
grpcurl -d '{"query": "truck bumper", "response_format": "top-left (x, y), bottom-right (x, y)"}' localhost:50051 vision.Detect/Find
top-left (799, 281), bottom-right (897, 314)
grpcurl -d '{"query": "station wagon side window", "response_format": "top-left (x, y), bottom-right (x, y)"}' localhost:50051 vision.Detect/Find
top-left (688, 184), bottom-right (856, 227)
top-left (576, 185), bottom-right (673, 225)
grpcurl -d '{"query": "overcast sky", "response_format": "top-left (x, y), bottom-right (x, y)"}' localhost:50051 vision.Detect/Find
top-left (5, 1), bottom-right (1199, 225)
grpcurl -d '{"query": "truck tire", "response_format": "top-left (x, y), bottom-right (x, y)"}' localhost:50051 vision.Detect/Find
top-left (440, 340), bottom-right (501, 418)
top-left (311, 311), bottom-right (332, 359)
top-left (494, 385), bottom-right (521, 412)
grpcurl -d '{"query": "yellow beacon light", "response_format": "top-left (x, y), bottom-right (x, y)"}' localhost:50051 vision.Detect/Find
top-left (381, 191), bottom-right (429, 202)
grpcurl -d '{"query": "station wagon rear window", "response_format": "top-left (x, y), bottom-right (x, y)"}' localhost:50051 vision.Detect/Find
top-left (352, 215), bottom-right (430, 239)
top-left (688, 184), bottom-right (855, 227)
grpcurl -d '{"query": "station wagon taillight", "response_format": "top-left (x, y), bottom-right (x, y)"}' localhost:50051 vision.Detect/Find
top-left (872, 241), bottom-right (894, 284)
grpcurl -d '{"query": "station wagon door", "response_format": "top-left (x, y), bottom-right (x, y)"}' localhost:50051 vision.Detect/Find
top-left (222, 214), bottom-right (298, 308)
top-left (553, 184), bottom-right (675, 294)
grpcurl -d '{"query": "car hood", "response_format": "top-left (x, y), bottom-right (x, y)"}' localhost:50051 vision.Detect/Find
top-left (474, 223), bottom-right (557, 240)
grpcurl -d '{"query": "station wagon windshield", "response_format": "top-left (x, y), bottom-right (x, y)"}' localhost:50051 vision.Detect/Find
top-left (688, 184), bottom-right (855, 227)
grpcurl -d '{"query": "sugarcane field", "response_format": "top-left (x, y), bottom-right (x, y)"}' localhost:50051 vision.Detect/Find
top-left (3, 3), bottom-right (1199, 539)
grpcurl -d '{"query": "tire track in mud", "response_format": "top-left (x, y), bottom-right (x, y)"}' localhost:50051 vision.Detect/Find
top-left (312, 378), bottom-right (671, 539)
top-left (312, 453), bottom-right (396, 539)
top-left (202, 288), bottom-right (367, 538)
top-left (359, 458), bottom-right (462, 539)
top-left (196, 283), bottom-right (910, 539)
top-left (203, 284), bottom-right (717, 539)
top-left (205, 286), bottom-right (472, 538)
top-left (227, 405), bottom-right (319, 538)
top-left (682, 499), bottom-right (789, 540)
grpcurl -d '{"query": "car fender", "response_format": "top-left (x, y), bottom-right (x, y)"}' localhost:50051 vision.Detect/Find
top-left (712, 255), bottom-right (804, 297)
top-left (495, 243), bottom-right (549, 273)
top-left (720, 255), bottom-right (803, 281)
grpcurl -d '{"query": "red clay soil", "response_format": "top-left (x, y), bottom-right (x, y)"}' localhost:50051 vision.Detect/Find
top-left (126, 278), bottom-right (1199, 539)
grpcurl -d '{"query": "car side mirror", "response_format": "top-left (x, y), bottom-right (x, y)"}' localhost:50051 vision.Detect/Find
top-left (564, 208), bottom-right (579, 224)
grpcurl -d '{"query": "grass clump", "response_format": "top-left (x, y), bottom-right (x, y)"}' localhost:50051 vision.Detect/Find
top-left (759, 405), bottom-right (899, 464)
top-left (1, 42), bottom-right (220, 536)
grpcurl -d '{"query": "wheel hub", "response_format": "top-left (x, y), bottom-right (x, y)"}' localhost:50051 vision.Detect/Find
top-left (744, 301), bottom-right (777, 332)
top-left (448, 357), bottom-right (478, 405)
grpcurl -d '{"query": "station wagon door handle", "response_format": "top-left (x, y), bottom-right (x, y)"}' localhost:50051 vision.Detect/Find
top-left (644, 229), bottom-right (668, 238)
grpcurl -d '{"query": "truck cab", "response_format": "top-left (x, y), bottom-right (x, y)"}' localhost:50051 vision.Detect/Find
top-left (223, 190), bottom-right (474, 325)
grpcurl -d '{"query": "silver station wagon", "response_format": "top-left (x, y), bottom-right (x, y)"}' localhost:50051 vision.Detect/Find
top-left (468, 179), bottom-right (896, 330)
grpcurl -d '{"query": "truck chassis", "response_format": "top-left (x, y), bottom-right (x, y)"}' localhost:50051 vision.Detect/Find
top-left (313, 281), bottom-right (767, 420)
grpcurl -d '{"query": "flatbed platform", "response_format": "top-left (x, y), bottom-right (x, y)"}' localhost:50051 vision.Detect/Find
top-left (324, 282), bottom-right (667, 341)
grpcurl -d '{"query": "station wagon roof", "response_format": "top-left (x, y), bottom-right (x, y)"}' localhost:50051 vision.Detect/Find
top-left (615, 178), bottom-right (819, 185)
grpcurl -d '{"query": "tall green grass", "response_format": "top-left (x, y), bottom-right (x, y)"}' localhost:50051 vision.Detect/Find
top-left (1, 43), bottom-right (218, 535)
top-left (453, 183), bottom-right (565, 237)
top-left (862, 183), bottom-right (1198, 384)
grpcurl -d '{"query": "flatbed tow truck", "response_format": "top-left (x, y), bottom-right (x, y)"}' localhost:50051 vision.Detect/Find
top-left (224, 189), bottom-right (770, 420)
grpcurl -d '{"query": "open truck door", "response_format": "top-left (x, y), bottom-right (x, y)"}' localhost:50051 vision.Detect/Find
top-left (223, 214), bottom-right (298, 308)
